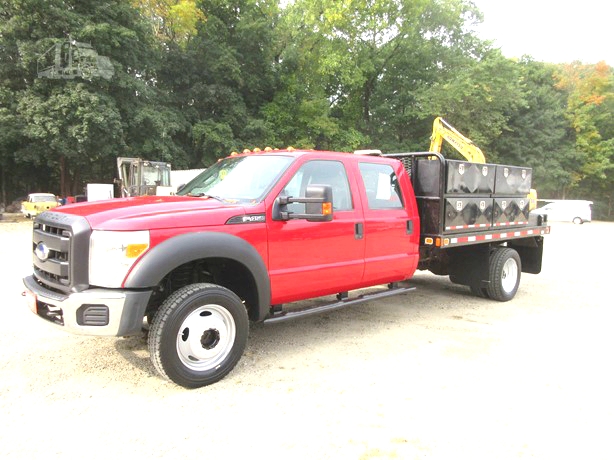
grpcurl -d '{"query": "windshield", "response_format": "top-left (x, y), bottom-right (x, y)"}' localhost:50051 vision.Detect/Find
top-left (142, 164), bottom-right (171, 187)
top-left (31, 194), bottom-right (56, 202)
top-left (177, 155), bottom-right (294, 203)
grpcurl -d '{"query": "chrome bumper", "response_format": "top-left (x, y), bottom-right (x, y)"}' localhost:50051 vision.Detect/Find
top-left (23, 275), bottom-right (152, 336)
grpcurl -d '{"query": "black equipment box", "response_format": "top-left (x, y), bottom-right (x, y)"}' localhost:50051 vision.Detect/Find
top-left (492, 196), bottom-right (531, 227)
top-left (410, 157), bottom-right (533, 235)
top-left (443, 196), bottom-right (492, 232)
top-left (445, 160), bottom-right (495, 195)
top-left (494, 165), bottom-right (532, 196)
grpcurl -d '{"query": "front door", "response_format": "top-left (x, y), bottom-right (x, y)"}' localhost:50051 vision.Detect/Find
top-left (267, 159), bottom-right (365, 304)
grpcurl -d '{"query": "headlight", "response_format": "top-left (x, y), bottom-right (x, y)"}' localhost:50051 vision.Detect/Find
top-left (89, 230), bottom-right (150, 288)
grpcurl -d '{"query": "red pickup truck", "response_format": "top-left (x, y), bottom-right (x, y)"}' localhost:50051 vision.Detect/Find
top-left (23, 149), bottom-right (549, 388)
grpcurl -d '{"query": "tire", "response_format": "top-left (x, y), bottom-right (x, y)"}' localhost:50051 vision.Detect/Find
top-left (486, 248), bottom-right (521, 302)
top-left (573, 217), bottom-right (583, 225)
top-left (148, 283), bottom-right (249, 388)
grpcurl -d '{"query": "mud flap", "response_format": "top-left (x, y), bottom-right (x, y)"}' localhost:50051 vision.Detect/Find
top-left (447, 244), bottom-right (491, 287)
top-left (509, 236), bottom-right (544, 274)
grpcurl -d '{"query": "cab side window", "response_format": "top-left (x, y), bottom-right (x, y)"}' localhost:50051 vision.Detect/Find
top-left (359, 163), bottom-right (404, 210)
top-left (281, 160), bottom-right (353, 212)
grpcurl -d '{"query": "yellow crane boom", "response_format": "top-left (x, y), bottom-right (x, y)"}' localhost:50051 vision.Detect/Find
top-left (429, 117), bottom-right (486, 163)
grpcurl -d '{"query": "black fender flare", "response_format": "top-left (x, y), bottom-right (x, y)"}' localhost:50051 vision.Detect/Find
top-left (124, 232), bottom-right (271, 320)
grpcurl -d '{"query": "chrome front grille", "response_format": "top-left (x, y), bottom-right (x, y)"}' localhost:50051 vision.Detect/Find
top-left (33, 223), bottom-right (71, 287)
top-left (31, 212), bottom-right (91, 294)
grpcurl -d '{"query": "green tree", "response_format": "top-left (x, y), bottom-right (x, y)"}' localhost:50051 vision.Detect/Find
top-left (417, 49), bottom-right (525, 160)
top-left (0, 87), bottom-right (27, 205)
top-left (554, 61), bottom-right (614, 217)
top-left (132, 0), bottom-right (206, 46)
top-left (18, 84), bottom-right (124, 196)
top-left (490, 59), bottom-right (578, 198)
top-left (156, 0), bottom-right (281, 166)
top-left (1, 0), bottom-right (188, 198)
top-left (267, 0), bottom-right (490, 152)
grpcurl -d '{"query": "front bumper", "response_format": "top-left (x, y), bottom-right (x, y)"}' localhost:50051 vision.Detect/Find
top-left (23, 275), bottom-right (152, 336)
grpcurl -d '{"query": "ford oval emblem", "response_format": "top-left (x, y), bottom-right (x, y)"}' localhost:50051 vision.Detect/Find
top-left (35, 242), bottom-right (50, 261)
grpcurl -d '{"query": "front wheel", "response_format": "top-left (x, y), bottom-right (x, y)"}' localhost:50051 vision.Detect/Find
top-left (572, 217), bottom-right (583, 224)
top-left (486, 248), bottom-right (521, 302)
top-left (148, 283), bottom-right (249, 388)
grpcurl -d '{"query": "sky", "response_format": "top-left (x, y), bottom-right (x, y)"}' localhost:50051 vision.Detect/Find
top-left (470, 0), bottom-right (613, 65)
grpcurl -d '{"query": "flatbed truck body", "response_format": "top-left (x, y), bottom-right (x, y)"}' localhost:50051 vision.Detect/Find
top-left (23, 148), bottom-right (549, 387)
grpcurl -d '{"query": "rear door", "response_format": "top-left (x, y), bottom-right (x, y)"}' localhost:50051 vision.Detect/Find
top-left (355, 160), bottom-right (420, 284)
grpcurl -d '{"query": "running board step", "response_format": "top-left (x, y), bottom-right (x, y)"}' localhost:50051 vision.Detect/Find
top-left (264, 285), bottom-right (416, 324)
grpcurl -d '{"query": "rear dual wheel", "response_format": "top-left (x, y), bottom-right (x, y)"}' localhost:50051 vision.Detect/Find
top-left (467, 247), bottom-right (521, 301)
top-left (486, 247), bottom-right (521, 301)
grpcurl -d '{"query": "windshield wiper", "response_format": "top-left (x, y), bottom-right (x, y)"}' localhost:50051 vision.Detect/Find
top-left (187, 193), bottom-right (225, 202)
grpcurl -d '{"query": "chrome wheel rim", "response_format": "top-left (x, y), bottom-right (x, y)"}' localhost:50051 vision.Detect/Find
top-left (176, 304), bottom-right (236, 371)
top-left (501, 258), bottom-right (518, 294)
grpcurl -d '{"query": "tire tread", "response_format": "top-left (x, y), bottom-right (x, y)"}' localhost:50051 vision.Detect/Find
top-left (147, 283), bottom-right (248, 388)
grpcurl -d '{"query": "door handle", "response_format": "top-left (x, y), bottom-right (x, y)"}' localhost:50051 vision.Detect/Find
top-left (355, 222), bottom-right (364, 240)
top-left (406, 220), bottom-right (413, 235)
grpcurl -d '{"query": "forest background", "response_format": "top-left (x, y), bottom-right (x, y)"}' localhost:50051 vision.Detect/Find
top-left (1, 0), bottom-right (613, 219)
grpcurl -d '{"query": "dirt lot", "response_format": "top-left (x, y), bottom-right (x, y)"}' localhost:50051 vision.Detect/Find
top-left (1, 217), bottom-right (613, 459)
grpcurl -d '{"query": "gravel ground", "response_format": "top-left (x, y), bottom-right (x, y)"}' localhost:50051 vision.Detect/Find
top-left (1, 217), bottom-right (613, 459)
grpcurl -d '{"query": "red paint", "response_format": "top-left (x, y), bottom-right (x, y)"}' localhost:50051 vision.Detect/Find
top-left (52, 150), bottom-right (421, 303)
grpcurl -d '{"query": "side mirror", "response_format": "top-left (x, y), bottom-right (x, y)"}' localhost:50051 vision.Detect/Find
top-left (273, 184), bottom-right (334, 222)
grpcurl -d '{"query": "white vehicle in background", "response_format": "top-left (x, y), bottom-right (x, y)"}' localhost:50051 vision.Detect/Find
top-left (532, 200), bottom-right (593, 224)
top-left (86, 183), bottom-right (114, 202)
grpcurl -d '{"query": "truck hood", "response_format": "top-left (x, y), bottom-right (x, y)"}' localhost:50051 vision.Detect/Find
top-left (53, 195), bottom-right (256, 231)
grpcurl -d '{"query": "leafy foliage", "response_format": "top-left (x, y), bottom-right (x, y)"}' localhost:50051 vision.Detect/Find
top-left (554, 61), bottom-right (614, 216)
top-left (492, 59), bottom-right (577, 197)
top-left (132, 0), bottom-right (206, 46)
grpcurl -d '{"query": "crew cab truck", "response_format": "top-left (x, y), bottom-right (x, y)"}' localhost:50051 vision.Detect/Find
top-left (23, 149), bottom-right (549, 388)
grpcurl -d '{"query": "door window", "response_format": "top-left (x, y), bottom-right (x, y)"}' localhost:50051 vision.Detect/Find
top-left (358, 163), bottom-right (404, 209)
top-left (281, 160), bottom-right (353, 212)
